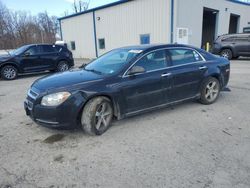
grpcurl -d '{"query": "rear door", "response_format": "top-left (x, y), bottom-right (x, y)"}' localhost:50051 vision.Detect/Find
top-left (165, 48), bottom-right (207, 102)
top-left (39, 45), bottom-right (59, 70)
top-left (121, 49), bottom-right (171, 113)
top-left (233, 35), bottom-right (250, 56)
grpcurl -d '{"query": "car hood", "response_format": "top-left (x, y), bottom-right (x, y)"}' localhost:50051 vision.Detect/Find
top-left (32, 69), bottom-right (104, 92)
top-left (0, 54), bottom-right (12, 62)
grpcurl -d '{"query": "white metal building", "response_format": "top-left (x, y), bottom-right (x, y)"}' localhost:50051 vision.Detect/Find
top-left (58, 0), bottom-right (250, 59)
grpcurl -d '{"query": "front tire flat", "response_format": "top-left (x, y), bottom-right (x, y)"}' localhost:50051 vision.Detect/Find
top-left (81, 97), bottom-right (113, 136)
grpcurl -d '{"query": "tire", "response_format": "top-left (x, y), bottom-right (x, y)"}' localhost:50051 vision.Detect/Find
top-left (57, 61), bottom-right (69, 72)
top-left (0, 65), bottom-right (18, 80)
top-left (220, 49), bottom-right (233, 60)
top-left (81, 97), bottom-right (113, 135)
top-left (199, 77), bottom-right (220, 105)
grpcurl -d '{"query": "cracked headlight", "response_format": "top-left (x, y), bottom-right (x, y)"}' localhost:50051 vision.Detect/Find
top-left (41, 92), bottom-right (71, 106)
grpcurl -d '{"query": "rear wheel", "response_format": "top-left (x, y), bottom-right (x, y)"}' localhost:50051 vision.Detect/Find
top-left (81, 97), bottom-right (113, 135)
top-left (200, 77), bottom-right (220, 105)
top-left (1, 65), bottom-right (18, 80)
top-left (220, 49), bottom-right (232, 60)
top-left (57, 61), bottom-right (69, 72)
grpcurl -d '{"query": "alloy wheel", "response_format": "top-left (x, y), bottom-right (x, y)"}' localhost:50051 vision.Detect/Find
top-left (205, 81), bottom-right (219, 102)
top-left (58, 62), bottom-right (69, 72)
top-left (221, 51), bottom-right (229, 59)
top-left (95, 102), bottom-right (112, 131)
top-left (3, 67), bottom-right (17, 79)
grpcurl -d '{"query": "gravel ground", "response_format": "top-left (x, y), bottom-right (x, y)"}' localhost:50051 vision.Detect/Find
top-left (0, 58), bottom-right (250, 188)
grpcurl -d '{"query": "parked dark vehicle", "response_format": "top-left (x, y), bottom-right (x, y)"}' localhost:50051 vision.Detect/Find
top-left (24, 44), bottom-right (230, 135)
top-left (212, 33), bottom-right (250, 60)
top-left (0, 44), bottom-right (74, 80)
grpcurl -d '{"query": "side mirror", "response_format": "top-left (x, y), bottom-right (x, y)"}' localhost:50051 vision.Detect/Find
top-left (23, 52), bottom-right (30, 57)
top-left (128, 66), bottom-right (145, 75)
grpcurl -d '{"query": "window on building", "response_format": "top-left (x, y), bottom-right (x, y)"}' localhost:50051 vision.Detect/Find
top-left (134, 49), bottom-right (167, 72)
top-left (167, 49), bottom-right (203, 66)
top-left (140, 34), bottom-right (150, 45)
top-left (70, 41), bottom-right (76, 50)
top-left (98, 38), bottom-right (105, 49)
top-left (243, 27), bottom-right (250, 33)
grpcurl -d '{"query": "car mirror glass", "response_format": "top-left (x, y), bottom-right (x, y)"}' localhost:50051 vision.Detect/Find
top-left (24, 52), bottom-right (30, 57)
top-left (128, 66), bottom-right (145, 75)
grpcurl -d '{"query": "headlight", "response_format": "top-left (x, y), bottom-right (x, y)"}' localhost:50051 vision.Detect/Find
top-left (41, 92), bottom-right (71, 106)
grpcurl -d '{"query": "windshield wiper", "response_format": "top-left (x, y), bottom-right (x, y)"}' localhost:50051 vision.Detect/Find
top-left (84, 68), bottom-right (103, 75)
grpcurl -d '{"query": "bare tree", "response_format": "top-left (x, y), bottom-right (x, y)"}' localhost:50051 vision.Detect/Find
top-left (0, 1), bottom-right (59, 50)
top-left (72, 0), bottom-right (90, 13)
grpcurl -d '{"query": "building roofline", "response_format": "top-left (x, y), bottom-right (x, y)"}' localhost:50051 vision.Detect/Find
top-left (58, 0), bottom-right (132, 20)
top-left (226, 0), bottom-right (250, 6)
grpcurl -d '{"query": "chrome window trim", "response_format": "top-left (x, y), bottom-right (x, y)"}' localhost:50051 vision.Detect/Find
top-left (122, 47), bottom-right (206, 78)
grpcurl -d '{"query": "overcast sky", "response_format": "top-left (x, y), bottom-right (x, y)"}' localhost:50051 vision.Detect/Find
top-left (1, 0), bottom-right (118, 17)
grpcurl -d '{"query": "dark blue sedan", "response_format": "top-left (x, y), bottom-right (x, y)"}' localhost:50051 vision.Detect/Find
top-left (24, 44), bottom-right (230, 135)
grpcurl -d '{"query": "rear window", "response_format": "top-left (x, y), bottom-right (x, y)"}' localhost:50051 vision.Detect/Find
top-left (40, 45), bottom-right (57, 53)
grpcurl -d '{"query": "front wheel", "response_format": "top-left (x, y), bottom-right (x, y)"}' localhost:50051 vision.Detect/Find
top-left (200, 77), bottom-right (220, 105)
top-left (57, 61), bottom-right (69, 72)
top-left (220, 49), bottom-right (232, 60)
top-left (1, 65), bottom-right (18, 80)
top-left (81, 97), bottom-right (113, 135)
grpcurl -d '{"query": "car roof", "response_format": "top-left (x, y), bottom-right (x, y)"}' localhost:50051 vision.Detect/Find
top-left (220, 33), bottom-right (250, 37)
top-left (118, 44), bottom-right (197, 52)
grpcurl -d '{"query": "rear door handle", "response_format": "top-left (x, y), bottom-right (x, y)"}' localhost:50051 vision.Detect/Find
top-left (199, 66), bottom-right (207, 70)
top-left (161, 73), bottom-right (172, 77)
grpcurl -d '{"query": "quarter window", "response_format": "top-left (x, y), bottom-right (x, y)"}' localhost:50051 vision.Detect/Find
top-left (167, 49), bottom-right (203, 66)
top-left (133, 49), bottom-right (168, 72)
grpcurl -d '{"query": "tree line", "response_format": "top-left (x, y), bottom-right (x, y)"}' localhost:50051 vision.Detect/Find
top-left (0, 0), bottom-right (90, 50)
top-left (0, 1), bottom-right (58, 50)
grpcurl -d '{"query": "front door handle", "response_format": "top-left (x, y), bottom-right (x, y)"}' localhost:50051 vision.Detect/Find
top-left (199, 66), bottom-right (207, 70)
top-left (161, 73), bottom-right (172, 77)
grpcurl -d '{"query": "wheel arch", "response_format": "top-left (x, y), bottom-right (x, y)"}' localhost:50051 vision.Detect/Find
top-left (0, 62), bottom-right (20, 72)
top-left (76, 93), bottom-right (121, 126)
top-left (203, 73), bottom-right (223, 89)
top-left (220, 47), bottom-right (236, 57)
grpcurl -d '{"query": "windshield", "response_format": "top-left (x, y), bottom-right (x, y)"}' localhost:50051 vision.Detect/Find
top-left (11, 45), bottom-right (30, 56)
top-left (84, 49), bottom-right (142, 75)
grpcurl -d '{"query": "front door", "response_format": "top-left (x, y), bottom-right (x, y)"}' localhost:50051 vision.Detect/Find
top-left (20, 45), bottom-right (41, 72)
top-left (121, 49), bottom-right (170, 113)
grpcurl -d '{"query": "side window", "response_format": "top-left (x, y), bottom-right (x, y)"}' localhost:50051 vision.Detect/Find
top-left (140, 34), bottom-right (150, 45)
top-left (25, 46), bottom-right (40, 55)
top-left (133, 50), bottom-right (167, 72)
top-left (234, 35), bottom-right (249, 42)
top-left (167, 49), bottom-right (203, 66)
top-left (40, 45), bottom-right (57, 53)
top-left (222, 37), bottom-right (235, 42)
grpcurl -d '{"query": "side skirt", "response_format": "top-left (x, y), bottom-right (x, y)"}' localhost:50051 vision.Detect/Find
top-left (123, 95), bottom-right (200, 119)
